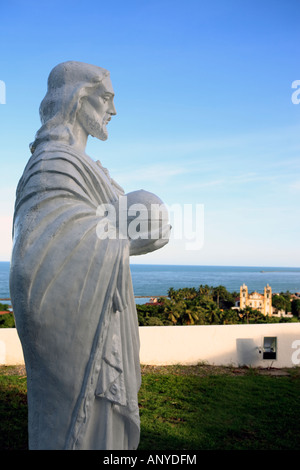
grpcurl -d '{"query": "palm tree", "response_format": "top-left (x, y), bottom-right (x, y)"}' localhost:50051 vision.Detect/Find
top-left (163, 298), bottom-right (181, 324)
top-left (181, 308), bottom-right (199, 325)
top-left (205, 308), bottom-right (220, 325)
top-left (198, 284), bottom-right (212, 297)
top-left (168, 287), bottom-right (176, 300)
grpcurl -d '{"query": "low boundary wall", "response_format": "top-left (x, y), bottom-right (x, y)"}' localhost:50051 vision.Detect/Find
top-left (139, 323), bottom-right (300, 368)
top-left (0, 328), bottom-right (24, 365)
top-left (1, 323), bottom-right (300, 368)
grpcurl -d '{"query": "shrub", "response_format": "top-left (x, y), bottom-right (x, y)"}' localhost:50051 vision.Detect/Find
top-left (0, 313), bottom-right (15, 328)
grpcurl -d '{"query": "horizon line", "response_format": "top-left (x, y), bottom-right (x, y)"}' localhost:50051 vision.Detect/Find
top-left (2, 261), bottom-right (300, 270)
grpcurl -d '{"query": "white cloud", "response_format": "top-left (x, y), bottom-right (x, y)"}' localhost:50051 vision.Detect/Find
top-left (111, 162), bottom-right (190, 187)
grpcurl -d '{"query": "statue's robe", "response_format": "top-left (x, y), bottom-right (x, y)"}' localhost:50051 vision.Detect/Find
top-left (9, 143), bottom-right (141, 450)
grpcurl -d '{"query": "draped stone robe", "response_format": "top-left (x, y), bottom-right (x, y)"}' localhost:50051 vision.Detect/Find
top-left (9, 143), bottom-right (141, 450)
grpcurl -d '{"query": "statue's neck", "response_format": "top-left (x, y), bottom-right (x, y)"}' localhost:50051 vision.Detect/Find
top-left (68, 120), bottom-right (89, 153)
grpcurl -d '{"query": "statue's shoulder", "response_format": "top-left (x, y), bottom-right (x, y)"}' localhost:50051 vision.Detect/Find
top-left (29, 144), bottom-right (91, 171)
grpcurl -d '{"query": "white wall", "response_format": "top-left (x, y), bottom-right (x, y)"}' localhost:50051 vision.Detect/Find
top-left (1, 324), bottom-right (300, 368)
top-left (0, 328), bottom-right (25, 365)
top-left (139, 323), bottom-right (300, 368)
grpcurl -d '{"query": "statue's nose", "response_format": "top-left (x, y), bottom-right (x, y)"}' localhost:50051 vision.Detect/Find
top-left (109, 101), bottom-right (117, 116)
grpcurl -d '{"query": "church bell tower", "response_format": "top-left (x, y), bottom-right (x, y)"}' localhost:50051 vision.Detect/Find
top-left (264, 284), bottom-right (272, 316)
top-left (240, 283), bottom-right (248, 309)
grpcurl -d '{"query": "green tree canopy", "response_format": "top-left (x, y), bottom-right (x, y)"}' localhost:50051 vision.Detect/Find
top-left (272, 294), bottom-right (291, 313)
top-left (136, 286), bottom-right (296, 326)
top-left (291, 299), bottom-right (300, 318)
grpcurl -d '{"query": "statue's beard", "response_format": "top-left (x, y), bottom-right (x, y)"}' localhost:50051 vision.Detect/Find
top-left (97, 113), bottom-right (111, 141)
top-left (79, 109), bottom-right (111, 141)
top-left (89, 116), bottom-right (109, 141)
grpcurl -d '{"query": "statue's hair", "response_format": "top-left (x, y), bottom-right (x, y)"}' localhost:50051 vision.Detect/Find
top-left (30, 61), bottom-right (110, 153)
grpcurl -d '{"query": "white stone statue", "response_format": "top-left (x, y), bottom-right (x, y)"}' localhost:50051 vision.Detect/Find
top-left (9, 61), bottom-right (170, 450)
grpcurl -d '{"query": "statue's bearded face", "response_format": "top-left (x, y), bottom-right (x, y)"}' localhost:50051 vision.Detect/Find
top-left (78, 76), bottom-right (117, 141)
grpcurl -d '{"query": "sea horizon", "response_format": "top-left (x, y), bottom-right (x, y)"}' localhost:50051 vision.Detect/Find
top-left (1, 262), bottom-right (300, 303)
top-left (1, 260), bottom-right (300, 268)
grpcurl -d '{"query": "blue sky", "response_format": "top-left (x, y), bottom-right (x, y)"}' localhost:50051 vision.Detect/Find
top-left (0, 0), bottom-right (300, 266)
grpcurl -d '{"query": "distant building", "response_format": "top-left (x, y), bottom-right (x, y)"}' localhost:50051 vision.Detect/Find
top-left (145, 297), bottom-right (163, 306)
top-left (291, 292), bottom-right (300, 300)
top-left (236, 283), bottom-right (272, 316)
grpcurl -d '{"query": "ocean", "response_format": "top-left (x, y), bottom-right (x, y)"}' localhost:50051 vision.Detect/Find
top-left (1, 262), bottom-right (300, 304)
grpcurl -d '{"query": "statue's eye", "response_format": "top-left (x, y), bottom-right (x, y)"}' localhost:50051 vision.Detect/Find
top-left (102, 94), bottom-right (111, 103)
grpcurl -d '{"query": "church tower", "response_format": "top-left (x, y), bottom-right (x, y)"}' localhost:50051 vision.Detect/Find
top-left (240, 283), bottom-right (248, 309)
top-left (264, 284), bottom-right (272, 316)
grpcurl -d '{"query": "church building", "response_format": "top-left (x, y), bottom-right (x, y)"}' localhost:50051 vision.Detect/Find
top-left (238, 283), bottom-right (272, 316)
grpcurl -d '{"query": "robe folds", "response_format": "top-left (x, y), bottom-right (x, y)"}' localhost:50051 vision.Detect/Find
top-left (9, 143), bottom-right (141, 450)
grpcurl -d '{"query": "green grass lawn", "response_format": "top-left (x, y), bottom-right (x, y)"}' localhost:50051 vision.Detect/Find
top-left (0, 369), bottom-right (28, 450)
top-left (1, 364), bottom-right (300, 451)
top-left (139, 365), bottom-right (300, 450)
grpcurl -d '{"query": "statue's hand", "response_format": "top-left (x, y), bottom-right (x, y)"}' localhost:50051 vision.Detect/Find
top-left (129, 223), bottom-right (171, 256)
